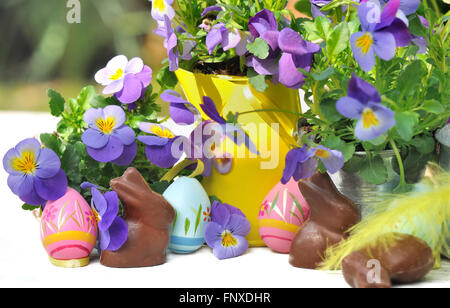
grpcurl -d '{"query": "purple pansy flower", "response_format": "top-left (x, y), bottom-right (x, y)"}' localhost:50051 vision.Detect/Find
top-left (200, 97), bottom-right (259, 155)
top-left (247, 9), bottom-right (320, 89)
top-left (204, 201), bottom-right (250, 260)
top-left (82, 106), bottom-right (137, 165)
top-left (3, 138), bottom-right (68, 206)
top-left (350, 0), bottom-right (412, 72)
top-left (138, 123), bottom-right (184, 168)
top-left (310, 0), bottom-right (332, 18)
top-left (281, 144), bottom-right (344, 184)
top-left (82, 183), bottom-right (128, 252)
top-left (206, 23), bottom-right (248, 56)
top-left (201, 5), bottom-right (223, 17)
top-left (160, 90), bottom-right (200, 125)
top-left (374, 0), bottom-right (420, 25)
top-left (188, 121), bottom-right (233, 176)
top-left (94, 55), bottom-right (152, 105)
top-left (336, 75), bottom-right (395, 141)
top-left (150, 0), bottom-right (175, 21)
top-left (412, 16), bottom-right (429, 54)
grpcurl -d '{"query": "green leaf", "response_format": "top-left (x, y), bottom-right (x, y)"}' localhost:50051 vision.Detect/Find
top-left (410, 136), bottom-right (436, 155)
top-left (149, 181), bottom-right (170, 195)
top-left (311, 66), bottom-right (335, 81)
top-left (314, 16), bottom-right (332, 40)
top-left (422, 99), bottom-right (444, 114)
top-left (47, 89), bottom-right (65, 117)
top-left (327, 22), bottom-right (350, 57)
top-left (319, 97), bottom-right (342, 122)
top-left (22, 204), bottom-right (40, 211)
top-left (360, 155), bottom-right (388, 185)
top-left (397, 60), bottom-right (425, 95)
top-left (184, 218), bottom-right (191, 236)
top-left (76, 86), bottom-right (96, 111)
top-left (322, 135), bottom-right (355, 162)
top-left (209, 195), bottom-right (222, 204)
top-left (343, 155), bottom-right (366, 173)
top-left (322, 0), bottom-right (350, 11)
top-left (294, 0), bottom-right (312, 18)
top-left (61, 144), bottom-right (81, 184)
top-left (194, 204), bottom-right (202, 235)
top-left (395, 111), bottom-right (419, 142)
top-left (409, 14), bottom-right (428, 37)
top-left (247, 68), bottom-right (268, 92)
top-left (246, 38), bottom-right (270, 59)
top-left (156, 65), bottom-right (178, 90)
top-left (40, 133), bottom-right (62, 156)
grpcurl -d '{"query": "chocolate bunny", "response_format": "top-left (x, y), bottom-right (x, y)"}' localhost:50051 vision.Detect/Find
top-left (289, 172), bottom-right (361, 269)
top-left (100, 167), bottom-right (175, 268)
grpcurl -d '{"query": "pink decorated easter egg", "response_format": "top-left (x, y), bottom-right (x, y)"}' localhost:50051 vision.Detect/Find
top-left (257, 179), bottom-right (310, 253)
top-left (40, 188), bottom-right (98, 267)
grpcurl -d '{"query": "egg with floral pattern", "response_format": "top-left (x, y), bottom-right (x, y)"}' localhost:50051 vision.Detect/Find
top-left (40, 188), bottom-right (98, 267)
top-left (163, 177), bottom-right (211, 254)
top-left (257, 179), bottom-right (310, 253)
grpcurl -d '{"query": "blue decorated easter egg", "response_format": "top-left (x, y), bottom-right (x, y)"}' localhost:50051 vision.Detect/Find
top-left (163, 177), bottom-right (211, 254)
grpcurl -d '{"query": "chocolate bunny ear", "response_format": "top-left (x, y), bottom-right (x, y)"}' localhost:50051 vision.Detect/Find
top-left (289, 172), bottom-right (360, 269)
top-left (101, 167), bottom-right (175, 268)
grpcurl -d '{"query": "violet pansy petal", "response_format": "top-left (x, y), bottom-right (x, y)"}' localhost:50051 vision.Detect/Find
top-left (34, 169), bottom-right (68, 201)
top-left (204, 222), bottom-right (223, 248)
top-left (383, 18), bottom-right (412, 47)
top-left (222, 28), bottom-right (241, 51)
top-left (103, 79), bottom-right (125, 95)
top-left (87, 136), bottom-right (124, 163)
top-left (110, 141), bottom-right (137, 166)
top-left (248, 9), bottom-right (278, 37)
top-left (355, 104), bottom-right (396, 141)
top-left (106, 55), bottom-right (128, 74)
top-left (315, 146), bottom-right (344, 174)
top-left (213, 234), bottom-right (248, 260)
top-left (160, 90), bottom-right (188, 104)
top-left (400, 0), bottom-right (420, 16)
top-left (211, 200), bottom-right (232, 226)
top-left (94, 68), bottom-right (111, 86)
top-left (293, 157), bottom-right (318, 181)
top-left (91, 186), bottom-right (107, 216)
top-left (19, 186), bottom-right (46, 206)
top-left (35, 148), bottom-right (61, 179)
top-left (144, 141), bottom-right (180, 169)
top-left (170, 103), bottom-right (196, 125)
top-left (377, 0), bottom-right (400, 30)
top-left (347, 75), bottom-right (381, 104)
top-left (3, 148), bottom-right (21, 175)
top-left (115, 74), bottom-right (143, 104)
top-left (113, 125), bottom-right (136, 146)
top-left (138, 135), bottom-right (170, 147)
top-left (372, 31), bottom-right (396, 61)
top-left (278, 53), bottom-right (305, 88)
top-left (227, 214), bottom-right (251, 237)
top-left (281, 149), bottom-right (299, 184)
top-left (82, 128), bottom-right (110, 149)
top-left (125, 57), bottom-right (144, 75)
top-left (99, 191), bottom-right (119, 231)
top-left (134, 65), bottom-right (152, 88)
top-left (83, 108), bottom-right (104, 128)
top-left (358, 1), bottom-right (380, 32)
top-left (200, 96), bottom-right (226, 124)
top-left (213, 154), bottom-right (233, 175)
top-left (412, 37), bottom-right (428, 54)
top-left (201, 5), bottom-right (223, 17)
top-left (252, 56), bottom-right (279, 76)
top-left (206, 24), bottom-right (225, 54)
top-left (261, 30), bottom-right (279, 52)
top-left (15, 138), bottom-right (41, 157)
top-left (106, 217), bottom-right (128, 251)
top-left (279, 28), bottom-right (319, 56)
top-left (99, 229), bottom-right (111, 251)
top-left (7, 174), bottom-right (34, 197)
top-left (350, 32), bottom-right (376, 72)
top-left (103, 105), bottom-right (126, 129)
top-left (336, 96), bottom-right (366, 119)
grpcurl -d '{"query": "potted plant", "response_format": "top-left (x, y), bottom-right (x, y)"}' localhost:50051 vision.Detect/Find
top-left (270, 0), bottom-right (449, 214)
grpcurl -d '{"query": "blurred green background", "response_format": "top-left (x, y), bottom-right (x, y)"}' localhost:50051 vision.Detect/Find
top-left (0, 0), bottom-right (448, 112)
top-left (0, 0), bottom-right (167, 111)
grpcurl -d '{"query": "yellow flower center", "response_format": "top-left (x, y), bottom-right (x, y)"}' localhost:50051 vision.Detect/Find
top-left (92, 208), bottom-right (101, 224)
top-left (315, 149), bottom-right (330, 158)
top-left (110, 68), bottom-right (124, 81)
top-left (221, 230), bottom-right (238, 247)
top-left (96, 117), bottom-right (116, 135)
top-left (153, 0), bottom-right (166, 11)
top-left (151, 126), bottom-right (174, 139)
top-left (356, 33), bottom-right (373, 55)
top-left (12, 151), bottom-right (37, 174)
top-left (362, 108), bottom-right (379, 129)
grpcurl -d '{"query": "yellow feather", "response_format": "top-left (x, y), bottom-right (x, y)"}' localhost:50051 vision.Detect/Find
top-left (320, 169), bottom-right (450, 271)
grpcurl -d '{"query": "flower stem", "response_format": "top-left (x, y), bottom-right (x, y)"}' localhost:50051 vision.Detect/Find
top-left (389, 139), bottom-right (407, 188)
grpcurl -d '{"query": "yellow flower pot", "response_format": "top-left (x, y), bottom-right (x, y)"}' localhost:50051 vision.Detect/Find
top-left (175, 68), bottom-right (301, 247)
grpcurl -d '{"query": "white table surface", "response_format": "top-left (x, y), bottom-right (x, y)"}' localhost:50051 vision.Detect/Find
top-left (0, 111), bottom-right (448, 288)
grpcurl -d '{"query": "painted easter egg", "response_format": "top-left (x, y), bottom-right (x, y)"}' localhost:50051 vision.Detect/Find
top-left (257, 179), bottom-right (310, 253)
top-left (40, 188), bottom-right (98, 268)
top-left (163, 177), bottom-right (211, 254)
